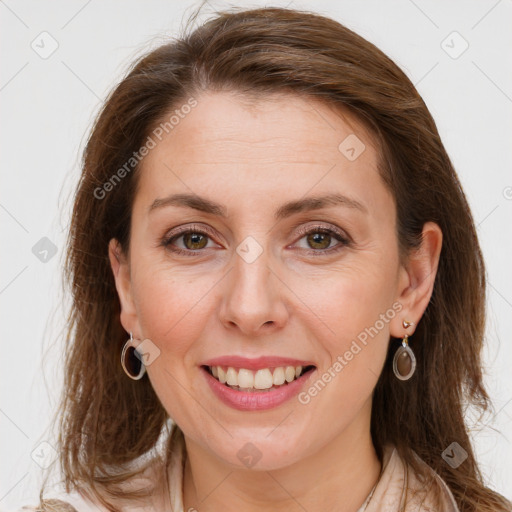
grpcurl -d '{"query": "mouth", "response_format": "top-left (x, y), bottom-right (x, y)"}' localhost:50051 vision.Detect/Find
top-left (201, 364), bottom-right (316, 392)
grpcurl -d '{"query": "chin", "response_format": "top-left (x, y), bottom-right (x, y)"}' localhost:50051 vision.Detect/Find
top-left (204, 429), bottom-right (314, 471)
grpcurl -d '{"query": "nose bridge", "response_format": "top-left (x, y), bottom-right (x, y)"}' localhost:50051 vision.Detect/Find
top-left (220, 237), bottom-right (287, 334)
top-left (234, 240), bottom-right (271, 293)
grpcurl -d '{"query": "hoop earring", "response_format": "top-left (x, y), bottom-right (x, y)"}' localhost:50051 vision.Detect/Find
top-left (121, 332), bottom-right (146, 380)
top-left (393, 320), bottom-right (416, 381)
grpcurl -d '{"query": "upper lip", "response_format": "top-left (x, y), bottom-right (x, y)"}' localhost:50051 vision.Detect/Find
top-left (201, 356), bottom-right (316, 371)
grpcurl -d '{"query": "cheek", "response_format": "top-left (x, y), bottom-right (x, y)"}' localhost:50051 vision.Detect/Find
top-left (300, 262), bottom-right (396, 392)
top-left (303, 264), bottom-right (395, 337)
top-left (130, 260), bottom-right (215, 356)
top-left (300, 276), bottom-right (392, 410)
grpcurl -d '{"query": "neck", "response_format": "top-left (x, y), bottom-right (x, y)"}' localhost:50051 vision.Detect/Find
top-left (182, 398), bottom-right (382, 512)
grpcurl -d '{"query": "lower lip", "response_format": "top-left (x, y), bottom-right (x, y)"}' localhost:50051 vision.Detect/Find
top-left (201, 366), bottom-right (316, 411)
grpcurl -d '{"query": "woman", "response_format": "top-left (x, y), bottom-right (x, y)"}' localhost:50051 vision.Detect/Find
top-left (21, 5), bottom-right (511, 512)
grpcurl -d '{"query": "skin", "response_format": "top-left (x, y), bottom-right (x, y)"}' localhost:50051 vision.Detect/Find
top-left (108, 90), bottom-right (442, 512)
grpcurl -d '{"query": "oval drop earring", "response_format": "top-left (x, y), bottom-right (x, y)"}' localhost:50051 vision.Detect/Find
top-left (393, 320), bottom-right (416, 381)
top-left (121, 332), bottom-right (147, 380)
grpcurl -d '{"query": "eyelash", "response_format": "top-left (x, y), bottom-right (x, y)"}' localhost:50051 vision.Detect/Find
top-left (160, 223), bottom-right (351, 257)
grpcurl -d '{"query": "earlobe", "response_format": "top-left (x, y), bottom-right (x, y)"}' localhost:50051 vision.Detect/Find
top-left (108, 238), bottom-right (139, 333)
top-left (390, 222), bottom-right (443, 338)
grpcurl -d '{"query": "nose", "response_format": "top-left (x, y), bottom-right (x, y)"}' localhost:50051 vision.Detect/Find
top-left (219, 244), bottom-right (289, 336)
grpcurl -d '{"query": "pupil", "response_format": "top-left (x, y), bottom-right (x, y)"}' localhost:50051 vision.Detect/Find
top-left (308, 232), bottom-right (330, 249)
top-left (185, 233), bottom-right (207, 249)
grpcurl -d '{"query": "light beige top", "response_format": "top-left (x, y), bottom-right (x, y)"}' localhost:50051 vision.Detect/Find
top-left (17, 429), bottom-right (459, 512)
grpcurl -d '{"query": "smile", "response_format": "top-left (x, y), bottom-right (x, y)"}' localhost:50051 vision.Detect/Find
top-left (200, 362), bottom-right (317, 411)
top-left (203, 364), bottom-right (315, 391)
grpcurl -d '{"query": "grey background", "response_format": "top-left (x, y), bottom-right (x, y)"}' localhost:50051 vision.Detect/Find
top-left (1, 0), bottom-right (511, 508)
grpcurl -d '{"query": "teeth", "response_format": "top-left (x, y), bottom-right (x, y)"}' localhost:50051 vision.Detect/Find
top-left (226, 367), bottom-right (238, 386)
top-left (285, 366), bottom-right (296, 382)
top-left (254, 369), bottom-right (273, 389)
top-left (273, 367), bottom-right (285, 385)
top-left (208, 364), bottom-right (309, 390)
top-left (238, 368), bottom-right (254, 388)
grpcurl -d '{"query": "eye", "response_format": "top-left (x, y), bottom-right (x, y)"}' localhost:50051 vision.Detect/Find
top-left (161, 224), bottom-right (220, 256)
top-left (160, 223), bottom-right (351, 257)
top-left (293, 224), bottom-right (351, 256)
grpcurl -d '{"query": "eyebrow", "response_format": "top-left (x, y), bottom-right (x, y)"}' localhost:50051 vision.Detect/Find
top-left (149, 192), bottom-right (368, 220)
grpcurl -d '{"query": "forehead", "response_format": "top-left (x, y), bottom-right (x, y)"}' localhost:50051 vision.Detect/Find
top-left (155, 90), bottom-right (377, 159)
top-left (135, 90), bottom-right (389, 218)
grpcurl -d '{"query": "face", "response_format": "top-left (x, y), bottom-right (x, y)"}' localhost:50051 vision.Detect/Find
top-left (110, 90), bottom-right (412, 470)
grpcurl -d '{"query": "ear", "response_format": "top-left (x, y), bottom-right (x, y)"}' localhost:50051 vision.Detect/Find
top-left (108, 238), bottom-right (140, 336)
top-left (390, 222), bottom-right (443, 339)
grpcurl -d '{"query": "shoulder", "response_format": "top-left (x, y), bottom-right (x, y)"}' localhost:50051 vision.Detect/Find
top-left (13, 454), bottom-right (175, 512)
top-left (366, 444), bottom-right (460, 512)
top-left (12, 491), bottom-right (110, 512)
top-left (10, 493), bottom-right (106, 512)
top-left (12, 442), bottom-right (180, 512)
top-left (406, 446), bottom-right (460, 511)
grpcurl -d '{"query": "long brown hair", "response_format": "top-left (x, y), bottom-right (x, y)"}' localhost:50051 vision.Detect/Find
top-left (36, 4), bottom-right (511, 511)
